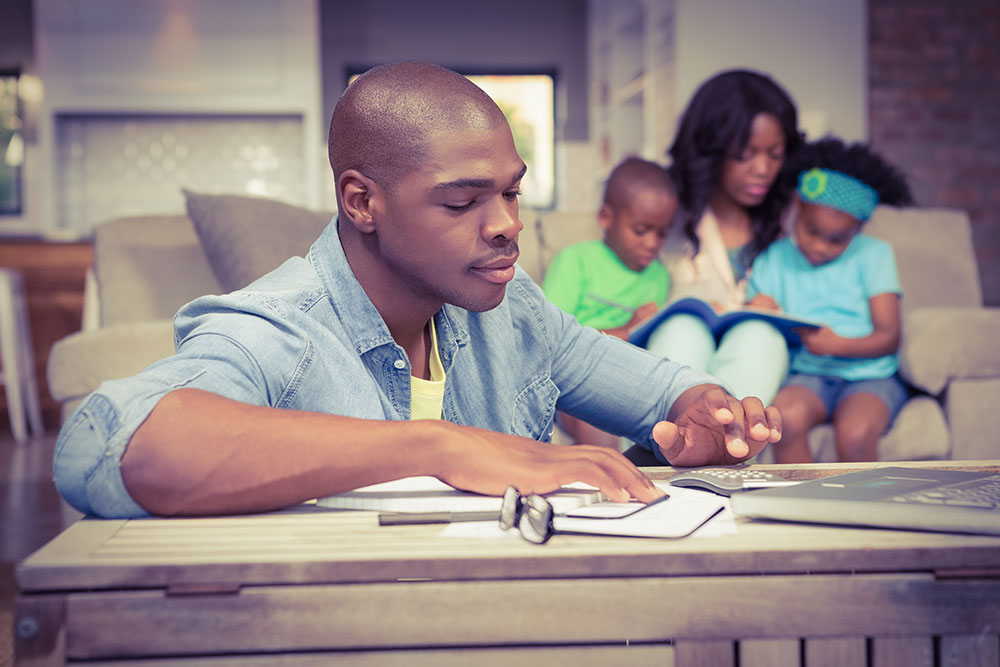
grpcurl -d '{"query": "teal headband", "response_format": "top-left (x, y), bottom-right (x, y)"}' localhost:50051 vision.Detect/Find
top-left (797, 167), bottom-right (879, 222)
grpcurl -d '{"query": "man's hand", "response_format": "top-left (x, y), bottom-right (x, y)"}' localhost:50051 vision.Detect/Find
top-left (653, 385), bottom-right (781, 466)
top-left (433, 422), bottom-right (664, 503)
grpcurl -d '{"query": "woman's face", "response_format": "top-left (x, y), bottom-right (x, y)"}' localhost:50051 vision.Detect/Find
top-left (717, 112), bottom-right (786, 209)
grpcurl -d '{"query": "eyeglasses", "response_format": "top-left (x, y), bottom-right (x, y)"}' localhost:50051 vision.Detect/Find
top-left (499, 486), bottom-right (556, 544)
top-left (500, 485), bottom-right (677, 544)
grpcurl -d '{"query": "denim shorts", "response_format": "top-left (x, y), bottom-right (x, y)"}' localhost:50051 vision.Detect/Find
top-left (783, 373), bottom-right (910, 423)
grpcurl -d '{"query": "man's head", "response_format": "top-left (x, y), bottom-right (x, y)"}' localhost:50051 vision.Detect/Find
top-left (598, 157), bottom-right (677, 272)
top-left (330, 62), bottom-right (526, 317)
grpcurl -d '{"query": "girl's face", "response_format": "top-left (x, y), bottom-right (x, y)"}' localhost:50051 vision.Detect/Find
top-left (794, 200), bottom-right (862, 266)
top-left (717, 112), bottom-right (786, 209)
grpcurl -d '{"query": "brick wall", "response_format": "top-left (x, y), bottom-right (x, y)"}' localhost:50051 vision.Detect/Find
top-left (869, 0), bottom-right (1000, 305)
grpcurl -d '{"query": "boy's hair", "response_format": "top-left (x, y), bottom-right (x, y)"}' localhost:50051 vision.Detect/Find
top-left (668, 69), bottom-right (803, 265)
top-left (602, 157), bottom-right (675, 211)
top-left (790, 137), bottom-right (914, 208)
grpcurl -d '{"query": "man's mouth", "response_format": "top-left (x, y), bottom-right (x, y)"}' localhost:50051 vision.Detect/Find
top-left (471, 254), bottom-right (519, 284)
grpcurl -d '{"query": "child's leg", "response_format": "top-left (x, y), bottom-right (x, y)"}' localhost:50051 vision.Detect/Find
top-left (831, 376), bottom-right (910, 462)
top-left (708, 320), bottom-right (789, 404)
top-left (771, 374), bottom-right (832, 464)
top-left (645, 313), bottom-right (715, 371)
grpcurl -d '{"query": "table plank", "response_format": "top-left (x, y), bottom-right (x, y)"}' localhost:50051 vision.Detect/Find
top-left (872, 636), bottom-right (934, 666)
top-left (939, 633), bottom-right (1000, 667)
top-left (18, 508), bottom-right (1000, 591)
top-left (804, 637), bottom-right (866, 666)
top-left (740, 638), bottom-right (799, 666)
top-left (55, 573), bottom-right (1000, 660)
top-left (69, 644), bottom-right (676, 667)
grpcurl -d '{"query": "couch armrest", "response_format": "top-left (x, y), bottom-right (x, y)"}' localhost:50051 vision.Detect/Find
top-left (46, 320), bottom-right (177, 402)
top-left (899, 307), bottom-right (1000, 395)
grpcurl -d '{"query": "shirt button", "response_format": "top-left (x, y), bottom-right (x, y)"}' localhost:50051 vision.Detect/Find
top-left (393, 359), bottom-right (406, 370)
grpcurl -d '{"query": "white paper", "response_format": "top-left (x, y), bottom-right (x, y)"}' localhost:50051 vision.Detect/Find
top-left (316, 476), bottom-right (602, 513)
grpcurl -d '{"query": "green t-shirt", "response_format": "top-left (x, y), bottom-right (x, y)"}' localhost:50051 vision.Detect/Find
top-left (542, 240), bottom-right (670, 330)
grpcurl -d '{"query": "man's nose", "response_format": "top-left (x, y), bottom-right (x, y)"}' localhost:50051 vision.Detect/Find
top-left (483, 202), bottom-right (522, 242)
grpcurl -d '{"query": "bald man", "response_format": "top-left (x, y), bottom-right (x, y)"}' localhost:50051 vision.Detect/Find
top-left (54, 62), bottom-right (781, 519)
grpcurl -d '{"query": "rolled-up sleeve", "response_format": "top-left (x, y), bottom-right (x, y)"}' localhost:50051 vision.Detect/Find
top-left (52, 295), bottom-right (308, 518)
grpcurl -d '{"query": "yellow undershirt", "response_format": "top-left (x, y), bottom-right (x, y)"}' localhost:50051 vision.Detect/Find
top-left (410, 318), bottom-right (446, 420)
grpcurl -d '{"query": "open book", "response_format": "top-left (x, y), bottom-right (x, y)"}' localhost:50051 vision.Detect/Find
top-left (629, 296), bottom-right (821, 349)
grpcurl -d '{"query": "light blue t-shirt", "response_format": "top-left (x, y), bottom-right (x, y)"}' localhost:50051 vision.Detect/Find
top-left (747, 234), bottom-right (901, 380)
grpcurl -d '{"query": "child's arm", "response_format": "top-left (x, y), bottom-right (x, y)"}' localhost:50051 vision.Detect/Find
top-left (798, 292), bottom-right (901, 358)
top-left (602, 302), bottom-right (659, 340)
top-left (746, 293), bottom-right (780, 311)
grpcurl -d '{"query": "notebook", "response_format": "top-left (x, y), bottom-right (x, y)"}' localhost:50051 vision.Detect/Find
top-left (730, 466), bottom-right (1000, 536)
top-left (316, 476), bottom-right (603, 514)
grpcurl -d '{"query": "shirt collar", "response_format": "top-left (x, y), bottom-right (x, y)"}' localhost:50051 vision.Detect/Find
top-left (309, 218), bottom-right (469, 360)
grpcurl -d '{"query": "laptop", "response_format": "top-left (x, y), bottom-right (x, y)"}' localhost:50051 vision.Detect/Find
top-left (730, 466), bottom-right (1000, 536)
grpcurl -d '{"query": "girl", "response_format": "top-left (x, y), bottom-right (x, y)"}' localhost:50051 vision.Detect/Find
top-left (747, 137), bottom-right (914, 462)
top-left (645, 69), bottom-right (802, 405)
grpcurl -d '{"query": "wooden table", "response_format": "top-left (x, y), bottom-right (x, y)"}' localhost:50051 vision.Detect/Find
top-left (14, 461), bottom-right (1000, 666)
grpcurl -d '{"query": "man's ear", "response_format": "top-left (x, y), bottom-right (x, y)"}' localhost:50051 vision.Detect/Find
top-left (597, 203), bottom-right (615, 231)
top-left (338, 169), bottom-right (379, 234)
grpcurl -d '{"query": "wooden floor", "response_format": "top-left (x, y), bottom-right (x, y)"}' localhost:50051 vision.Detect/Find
top-left (0, 427), bottom-right (63, 667)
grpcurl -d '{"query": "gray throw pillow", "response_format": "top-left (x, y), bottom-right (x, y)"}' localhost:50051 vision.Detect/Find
top-left (183, 189), bottom-right (334, 292)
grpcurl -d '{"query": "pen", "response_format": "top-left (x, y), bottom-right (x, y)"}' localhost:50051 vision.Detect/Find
top-left (378, 510), bottom-right (500, 526)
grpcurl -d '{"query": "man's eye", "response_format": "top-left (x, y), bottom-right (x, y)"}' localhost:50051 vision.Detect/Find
top-left (503, 189), bottom-right (522, 201)
top-left (444, 201), bottom-right (475, 212)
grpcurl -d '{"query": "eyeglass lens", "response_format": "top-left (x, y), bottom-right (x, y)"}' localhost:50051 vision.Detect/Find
top-left (498, 486), bottom-right (555, 545)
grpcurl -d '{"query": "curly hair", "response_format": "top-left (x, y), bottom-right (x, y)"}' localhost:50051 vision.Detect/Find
top-left (789, 137), bottom-right (914, 208)
top-left (667, 69), bottom-right (802, 265)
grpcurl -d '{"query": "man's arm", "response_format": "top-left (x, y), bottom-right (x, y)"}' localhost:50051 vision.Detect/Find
top-left (121, 388), bottom-right (662, 516)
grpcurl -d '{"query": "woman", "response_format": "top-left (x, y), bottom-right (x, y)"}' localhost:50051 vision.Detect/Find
top-left (647, 69), bottom-right (803, 405)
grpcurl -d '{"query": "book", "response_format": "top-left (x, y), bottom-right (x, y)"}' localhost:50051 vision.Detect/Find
top-left (628, 296), bottom-right (821, 349)
top-left (552, 483), bottom-right (728, 539)
top-left (316, 476), bottom-right (603, 514)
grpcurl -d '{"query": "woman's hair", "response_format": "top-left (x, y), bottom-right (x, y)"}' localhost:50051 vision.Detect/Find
top-left (667, 69), bottom-right (802, 264)
top-left (789, 137), bottom-right (914, 208)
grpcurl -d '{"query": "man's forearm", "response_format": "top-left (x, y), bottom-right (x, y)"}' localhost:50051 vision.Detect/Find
top-left (122, 388), bottom-right (442, 516)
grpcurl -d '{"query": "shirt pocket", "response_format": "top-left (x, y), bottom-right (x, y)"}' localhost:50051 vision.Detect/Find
top-left (510, 374), bottom-right (559, 441)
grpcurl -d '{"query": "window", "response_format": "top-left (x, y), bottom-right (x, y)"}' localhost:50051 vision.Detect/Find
top-left (346, 69), bottom-right (556, 209)
top-left (465, 73), bottom-right (554, 209)
top-left (0, 71), bottom-right (23, 214)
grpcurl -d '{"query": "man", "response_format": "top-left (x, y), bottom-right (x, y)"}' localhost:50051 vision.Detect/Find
top-left (54, 62), bottom-right (781, 519)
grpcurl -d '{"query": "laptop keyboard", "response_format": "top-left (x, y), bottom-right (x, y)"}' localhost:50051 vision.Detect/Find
top-left (890, 474), bottom-right (1000, 509)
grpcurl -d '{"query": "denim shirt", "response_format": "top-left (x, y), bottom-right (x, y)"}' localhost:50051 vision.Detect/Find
top-left (54, 221), bottom-right (718, 518)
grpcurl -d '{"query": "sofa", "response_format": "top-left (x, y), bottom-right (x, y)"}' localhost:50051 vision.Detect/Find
top-left (47, 191), bottom-right (1000, 462)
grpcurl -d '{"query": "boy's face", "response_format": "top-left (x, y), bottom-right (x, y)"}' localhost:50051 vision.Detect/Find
top-left (794, 200), bottom-right (862, 266)
top-left (375, 122), bottom-right (526, 313)
top-left (599, 186), bottom-right (677, 272)
top-left (718, 112), bottom-right (786, 209)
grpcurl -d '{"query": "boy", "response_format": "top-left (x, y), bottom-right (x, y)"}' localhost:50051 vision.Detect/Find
top-left (543, 157), bottom-right (676, 446)
top-left (747, 137), bottom-right (913, 463)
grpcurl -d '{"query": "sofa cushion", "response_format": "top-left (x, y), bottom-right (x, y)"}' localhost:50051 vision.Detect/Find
top-left (94, 215), bottom-right (222, 326)
top-left (523, 210), bottom-right (602, 284)
top-left (899, 307), bottom-right (1000, 395)
top-left (184, 189), bottom-right (334, 292)
top-left (866, 206), bottom-right (981, 310)
top-left (46, 320), bottom-right (178, 402)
